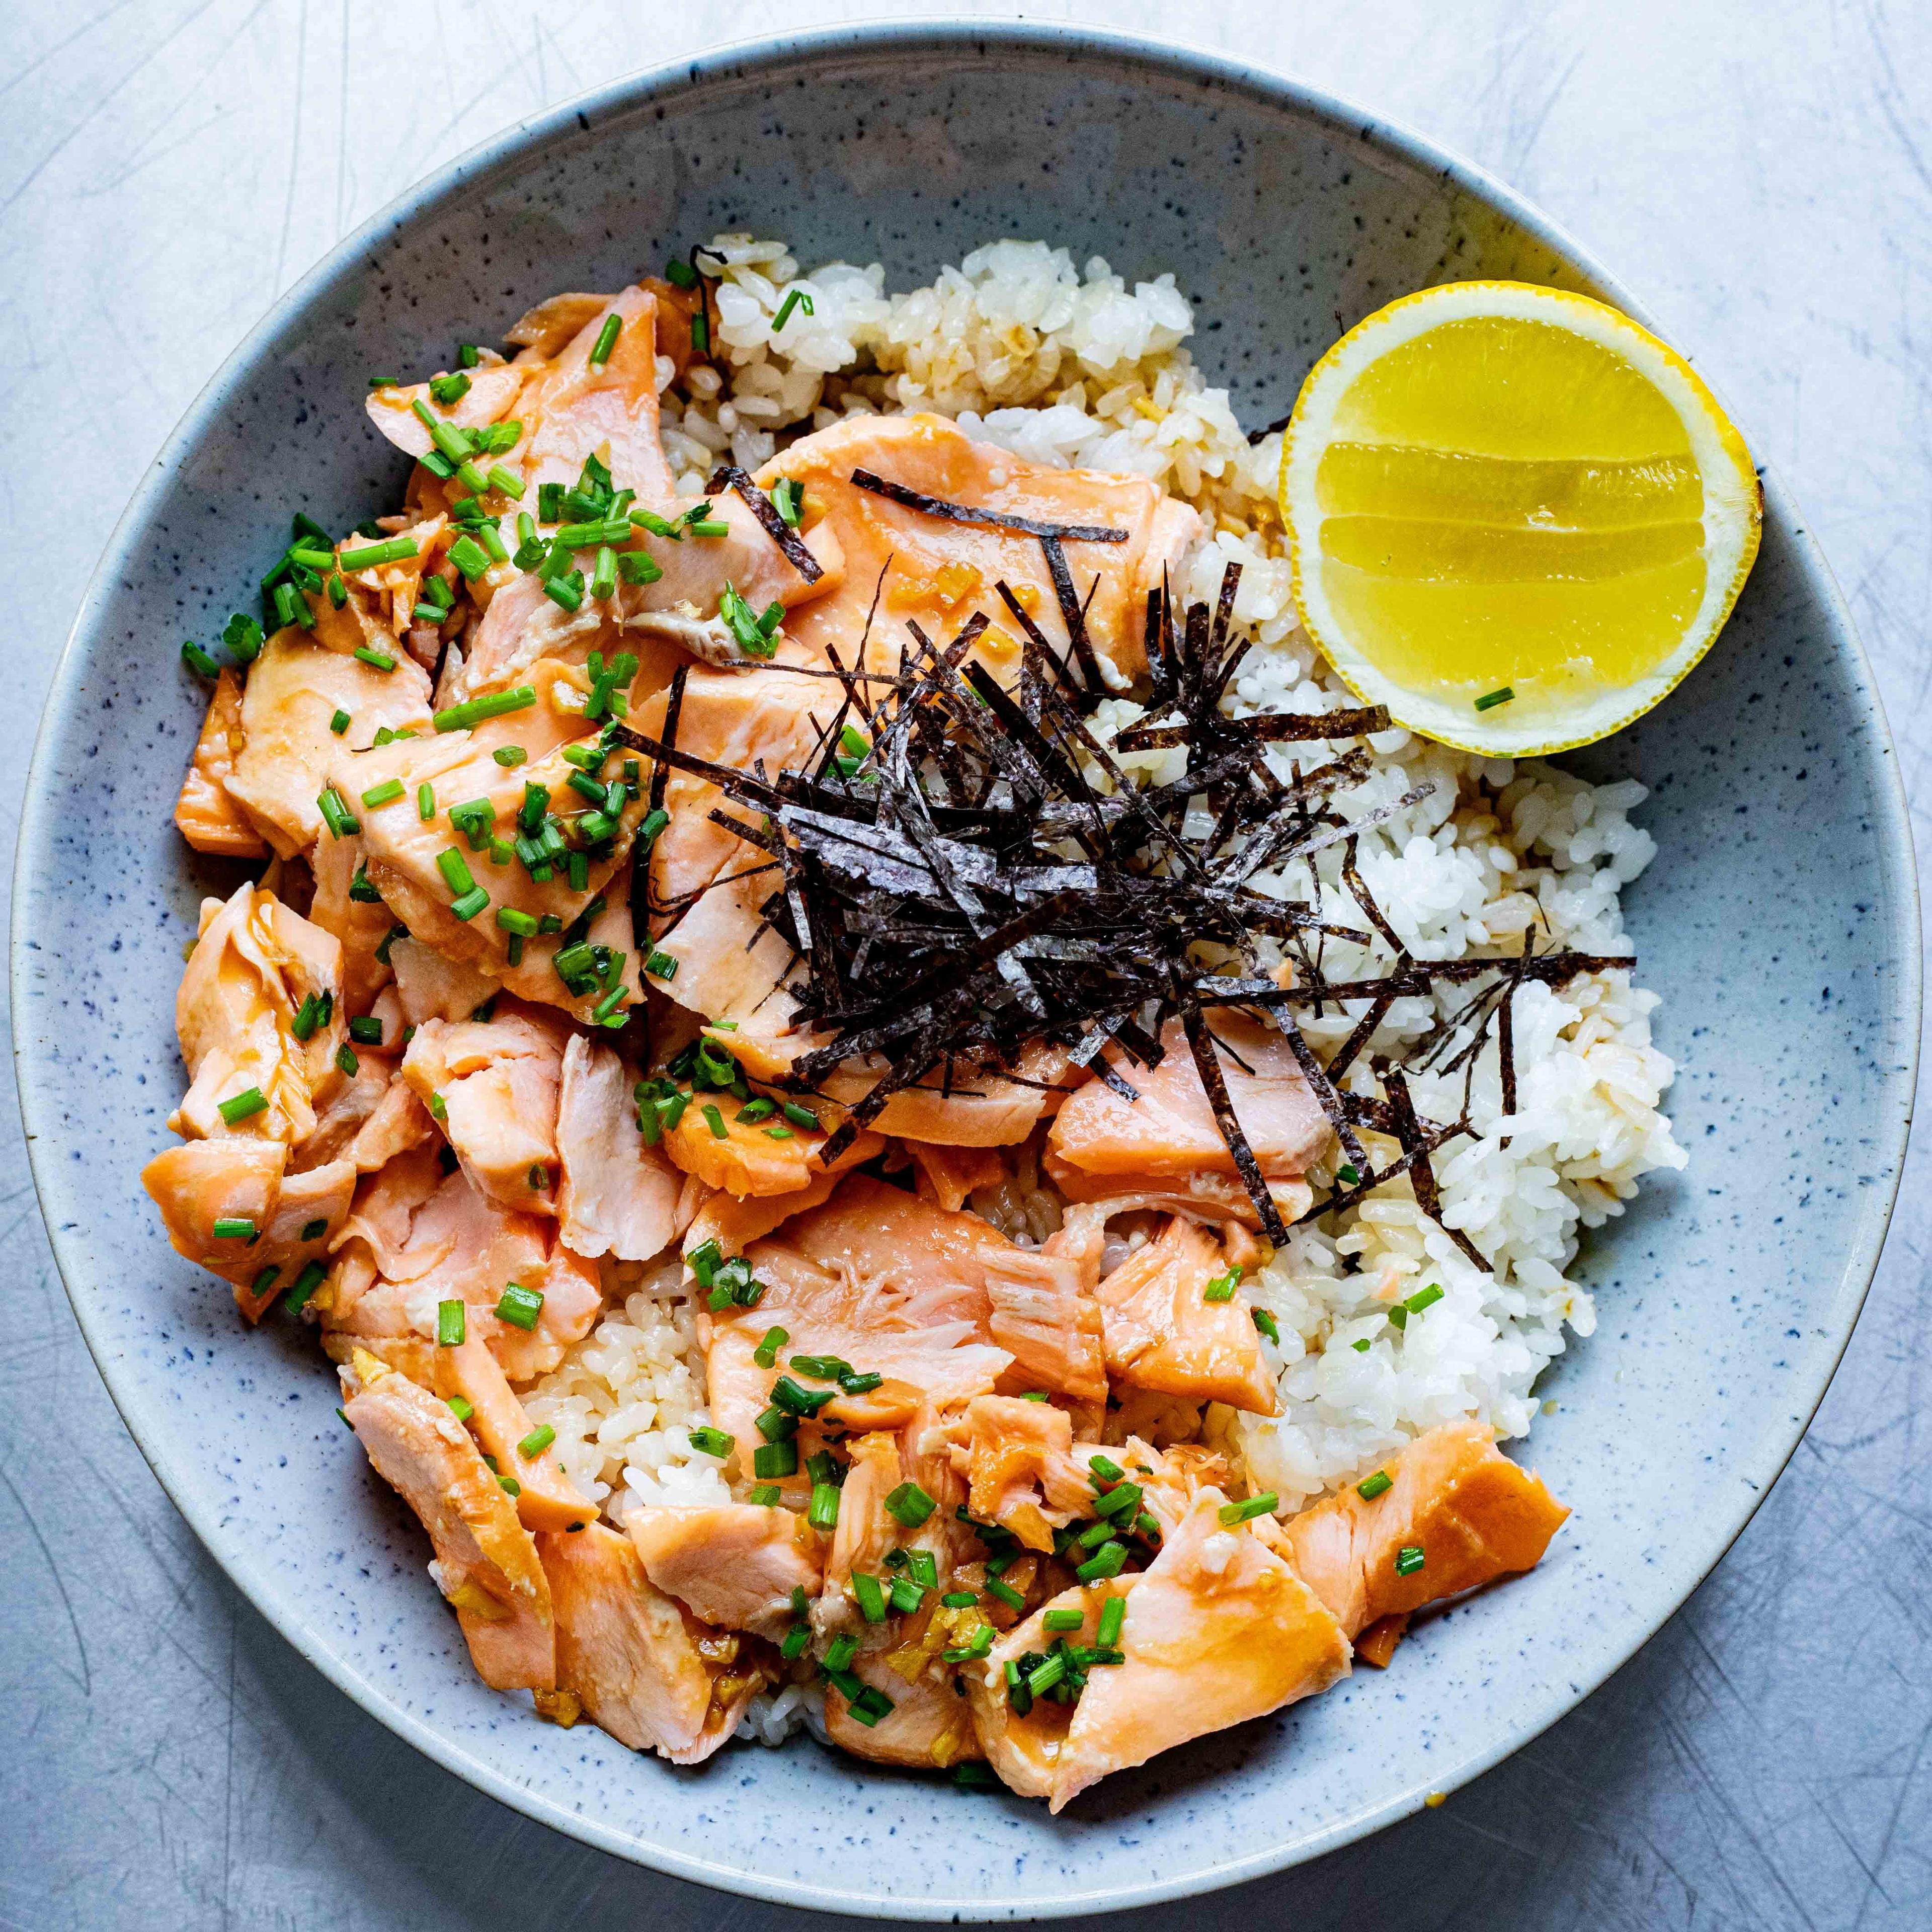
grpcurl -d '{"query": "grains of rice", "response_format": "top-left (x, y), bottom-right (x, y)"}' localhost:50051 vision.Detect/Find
top-left (526, 238), bottom-right (1687, 1738)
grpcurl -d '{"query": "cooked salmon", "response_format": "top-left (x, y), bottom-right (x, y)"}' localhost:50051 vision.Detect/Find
top-left (401, 1002), bottom-right (570, 1215)
top-left (340, 1347), bottom-right (555, 1692)
top-left (1094, 1215), bottom-right (1277, 1415)
top-left (628, 1503), bottom-right (823, 1639)
top-left (176, 669), bottom-right (268, 857)
top-left (223, 630), bottom-right (434, 858)
top-left (169, 883), bottom-right (345, 1149)
top-left (514, 285), bottom-right (677, 503)
top-left (946, 1395), bottom-right (1093, 1552)
top-left (365, 358), bottom-right (526, 461)
top-left (555, 1034), bottom-right (683, 1262)
top-left (1265, 1421), bottom-right (1569, 1644)
top-left (1046, 1014), bottom-right (1330, 1189)
top-left (322, 1156), bottom-right (602, 1383)
top-left (968, 1490), bottom-right (1350, 1810)
top-left (982, 1246), bottom-right (1107, 1406)
top-left (759, 413), bottom-right (1199, 688)
top-left (430, 1331), bottom-right (594, 1533)
top-left (536, 1520), bottom-right (772, 1761)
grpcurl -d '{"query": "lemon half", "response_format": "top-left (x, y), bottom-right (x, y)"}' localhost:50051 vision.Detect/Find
top-left (1280, 281), bottom-right (1761, 756)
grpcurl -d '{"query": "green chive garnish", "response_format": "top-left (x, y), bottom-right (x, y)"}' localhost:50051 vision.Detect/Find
top-left (1252, 1307), bottom-right (1280, 1345)
top-left (181, 640), bottom-right (220, 679)
top-left (1096, 1595), bottom-right (1126, 1648)
top-left (884, 1482), bottom-right (935, 1528)
top-left (433, 686), bottom-right (536, 733)
top-left (1474, 686), bottom-right (1515, 712)
top-left (217, 1087), bottom-right (268, 1125)
top-left (495, 1282), bottom-right (544, 1331)
top-left (1357, 1470), bottom-right (1393, 1500)
top-left (753, 1439), bottom-right (799, 1479)
top-left (771, 289), bottom-right (815, 332)
top-left (1218, 1494), bottom-right (1278, 1526)
top-left (436, 1299), bottom-right (466, 1346)
top-left (210, 1217), bottom-right (256, 1240)
top-left (1395, 1545), bottom-right (1425, 1576)
top-left (588, 314), bottom-right (622, 366)
top-left (688, 1426), bottom-right (735, 1459)
top-left (753, 1326), bottom-right (788, 1369)
top-left (360, 778), bottom-right (404, 810)
top-left (338, 537), bottom-right (418, 571)
top-left (316, 789), bottom-right (359, 839)
top-left (354, 647), bottom-right (397, 673)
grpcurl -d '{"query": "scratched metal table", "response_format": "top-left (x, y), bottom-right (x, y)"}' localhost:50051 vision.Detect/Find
top-left (6, 3), bottom-right (1929, 1926)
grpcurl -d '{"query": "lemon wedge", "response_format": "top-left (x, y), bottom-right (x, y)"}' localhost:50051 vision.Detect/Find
top-left (1280, 281), bottom-right (1761, 755)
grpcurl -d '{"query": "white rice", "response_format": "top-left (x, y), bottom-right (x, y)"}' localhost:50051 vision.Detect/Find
top-left (525, 239), bottom-right (1687, 1700)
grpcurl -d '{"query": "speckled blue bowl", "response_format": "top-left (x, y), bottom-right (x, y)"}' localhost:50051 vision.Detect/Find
top-left (13, 19), bottom-right (1919, 1919)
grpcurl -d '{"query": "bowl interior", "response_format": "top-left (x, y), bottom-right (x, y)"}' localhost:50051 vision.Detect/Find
top-left (15, 23), bottom-right (1916, 1919)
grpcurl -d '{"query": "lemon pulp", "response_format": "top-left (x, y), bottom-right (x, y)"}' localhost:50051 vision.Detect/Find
top-left (1311, 314), bottom-right (1711, 723)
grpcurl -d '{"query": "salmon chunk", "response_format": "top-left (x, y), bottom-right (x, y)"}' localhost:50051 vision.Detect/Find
top-left (1095, 1215), bottom-right (1277, 1414)
top-left (946, 1395), bottom-right (1094, 1552)
top-left (759, 412), bottom-right (1199, 687)
top-left (430, 1331), bottom-right (594, 1534)
top-left (322, 1156), bottom-right (602, 1383)
top-left (907, 1142), bottom-right (1006, 1212)
top-left (512, 285), bottom-right (677, 503)
top-left (223, 630), bottom-right (434, 857)
top-left (143, 1138), bottom-right (354, 1313)
top-left (176, 669), bottom-right (268, 857)
top-left (982, 1246), bottom-right (1107, 1407)
top-left (365, 356), bottom-right (525, 461)
top-left (1046, 1014), bottom-right (1331, 1189)
top-left (628, 1504), bottom-right (824, 1639)
top-left (536, 1520), bottom-right (772, 1761)
top-left (969, 1491), bottom-right (1350, 1811)
top-left (555, 1034), bottom-right (683, 1262)
top-left (400, 1002), bottom-right (570, 1215)
top-left (340, 1347), bottom-right (554, 1693)
top-left (1268, 1421), bottom-right (1570, 1643)
top-left (170, 882), bottom-right (345, 1149)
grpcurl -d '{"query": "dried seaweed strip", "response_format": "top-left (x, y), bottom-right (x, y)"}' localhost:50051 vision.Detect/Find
top-left (849, 468), bottom-right (1130, 544)
top-left (1383, 1068), bottom-right (1491, 1273)
top-left (707, 462), bottom-right (825, 584)
top-left (1039, 534), bottom-right (1107, 693)
top-left (1180, 1001), bottom-right (1290, 1244)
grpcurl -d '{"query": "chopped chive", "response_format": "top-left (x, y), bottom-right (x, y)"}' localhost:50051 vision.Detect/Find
top-left (687, 518), bottom-right (729, 538)
top-left (771, 288), bottom-right (815, 332)
top-left (436, 848), bottom-right (477, 897)
top-left (338, 537), bottom-right (418, 571)
top-left (688, 1426), bottom-right (735, 1459)
top-left (753, 1326), bottom-right (788, 1369)
top-left (1351, 1338), bottom-right (1372, 1352)
top-left (984, 1576), bottom-right (1025, 1612)
top-left (457, 344), bottom-right (480, 369)
top-left (335, 1044), bottom-right (359, 1076)
top-left (284, 1260), bottom-right (326, 1315)
top-left (495, 907), bottom-right (539, 938)
top-left (753, 1439), bottom-right (799, 1479)
top-left (665, 259), bottom-right (698, 289)
top-left (1252, 1307), bottom-right (1281, 1345)
top-left (428, 1093), bottom-right (446, 1122)
top-left (770, 477), bottom-right (803, 528)
top-left (328, 707), bottom-right (351, 736)
top-left (495, 1282), bottom-right (544, 1331)
top-left (1202, 1264), bottom-right (1242, 1304)
top-left (181, 640), bottom-right (220, 678)
top-left (428, 371), bottom-right (472, 406)
top-left (1092, 1482), bottom-right (1143, 1521)
top-left (645, 950), bottom-right (678, 981)
top-left (353, 647), bottom-right (397, 673)
top-left (449, 886), bottom-right (489, 921)
top-left (348, 1015), bottom-right (383, 1044)
top-left (1074, 1541), bottom-right (1129, 1582)
top-left (223, 613), bottom-right (265, 663)
top-left (359, 778), bottom-right (404, 809)
top-left (436, 1299), bottom-right (466, 1346)
top-left (1218, 1494), bottom-right (1279, 1526)
top-left (446, 1395), bottom-right (474, 1422)
top-left (780, 1101), bottom-right (820, 1131)
top-left (1042, 1608), bottom-right (1084, 1632)
top-left (700, 1102), bottom-right (728, 1140)
top-left (316, 789), bottom-right (359, 839)
top-left (590, 545), bottom-right (617, 602)
top-left (433, 686), bottom-right (536, 733)
top-left (217, 1086), bottom-right (268, 1125)
top-left (1395, 1544), bottom-right (1426, 1576)
top-left (447, 535), bottom-right (492, 582)
top-left (889, 1575), bottom-right (926, 1615)
top-left (1337, 1163), bottom-right (1361, 1185)
top-left (1474, 686), bottom-right (1515, 712)
top-left (1088, 1454), bottom-right (1125, 1485)
top-left (588, 313), bottom-right (621, 366)
top-left (851, 1572), bottom-right (889, 1623)
top-left (487, 464), bottom-right (524, 499)
top-left (1096, 1595), bottom-right (1126, 1648)
top-left (690, 312), bottom-right (709, 354)
top-left (941, 1591), bottom-right (978, 1609)
top-left (750, 1485), bottom-right (782, 1507)
top-left (1357, 1470), bottom-right (1394, 1500)
top-left (884, 1482), bottom-right (935, 1529)
top-left (249, 1264), bottom-right (280, 1301)
top-left (210, 1217), bottom-right (256, 1240)
top-left (808, 1481), bottom-right (840, 1532)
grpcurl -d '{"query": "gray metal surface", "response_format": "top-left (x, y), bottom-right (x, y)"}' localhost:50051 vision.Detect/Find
top-left (3, 2), bottom-right (1927, 1926)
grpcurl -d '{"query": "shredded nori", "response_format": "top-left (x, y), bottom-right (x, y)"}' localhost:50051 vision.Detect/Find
top-left (614, 559), bottom-right (1633, 1268)
top-left (707, 462), bottom-right (825, 585)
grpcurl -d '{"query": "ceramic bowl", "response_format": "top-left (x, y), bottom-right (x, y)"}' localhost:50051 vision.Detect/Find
top-left (14, 19), bottom-right (1918, 1919)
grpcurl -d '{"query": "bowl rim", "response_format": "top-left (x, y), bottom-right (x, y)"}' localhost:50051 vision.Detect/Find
top-left (13, 15), bottom-right (1921, 1918)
